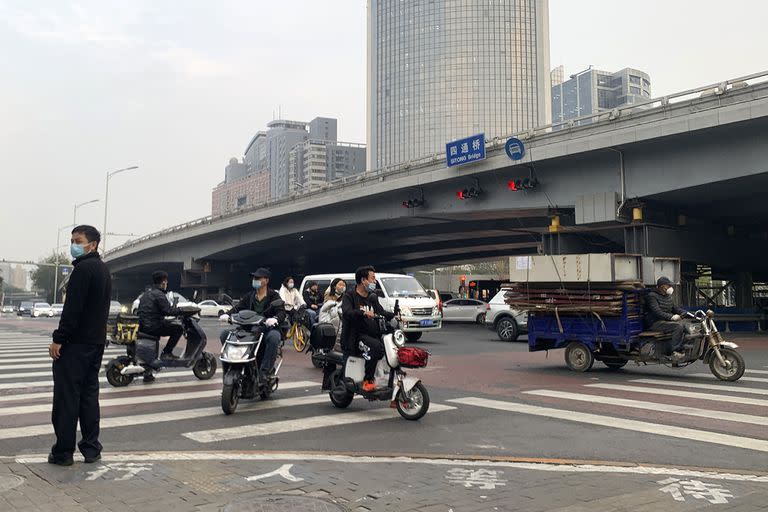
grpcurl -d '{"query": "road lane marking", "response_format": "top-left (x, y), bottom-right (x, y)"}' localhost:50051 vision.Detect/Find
top-left (0, 387), bottom-right (326, 440)
top-left (0, 380), bottom-right (318, 417)
top-left (447, 397), bottom-right (768, 454)
top-left (0, 368), bottom-right (210, 390)
top-left (630, 379), bottom-right (768, 396)
top-left (585, 383), bottom-right (768, 407)
top-left (524, 389), bottom-right (768, 426)
top-left (690, 374), bottom-right (768, 384)
top-left (182, 403), bottom-right (456, 443)
top-left (12, 451), bottom-right (768, 483)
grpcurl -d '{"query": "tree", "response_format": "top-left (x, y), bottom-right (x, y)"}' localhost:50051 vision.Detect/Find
top-left (30, 253), bottom-right (69, 303)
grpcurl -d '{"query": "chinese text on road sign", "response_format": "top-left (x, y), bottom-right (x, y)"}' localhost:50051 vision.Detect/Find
top-left (446, 134), bottom-right (485, 168)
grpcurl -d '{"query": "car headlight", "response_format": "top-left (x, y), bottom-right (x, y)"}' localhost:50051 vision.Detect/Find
top-left (222, 344), bottom-right (249, 360)
top-left (393, 330), bottom-right (406, 347)
top-left (432, 306), bottom-right (440, 316)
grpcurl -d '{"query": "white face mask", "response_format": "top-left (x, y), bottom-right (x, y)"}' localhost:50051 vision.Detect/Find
top-left (666, 287), bottom-right (674, 296)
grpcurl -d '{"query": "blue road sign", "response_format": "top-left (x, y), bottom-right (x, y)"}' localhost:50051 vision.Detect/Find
top-left (446, 133), bottom-right (485, 168)
top-left (505, 137), bottom-right (525, 161)
top-left (61, 268), bottom-right (69, 275)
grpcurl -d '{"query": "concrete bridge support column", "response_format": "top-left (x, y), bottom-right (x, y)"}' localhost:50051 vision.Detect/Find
top-left (734, 271), bottom-right (754, 309)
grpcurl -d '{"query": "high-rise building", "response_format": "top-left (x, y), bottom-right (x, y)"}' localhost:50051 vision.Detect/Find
top-left (551, 67), bottom-right (651, 126)
top-left (367, 0), bottom-right (551, 171)
top-left (211, 169), bottom-right (271, 216)
top-left (289, 140), bottom-right (366, 194)
top-left (243, 120), bottom-right (310, 199)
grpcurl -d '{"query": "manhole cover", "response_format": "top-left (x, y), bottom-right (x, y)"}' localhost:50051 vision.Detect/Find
top-left (224, 495), bottom-right (347, 512)
top-left (0, 475), bottom-right (25, 493)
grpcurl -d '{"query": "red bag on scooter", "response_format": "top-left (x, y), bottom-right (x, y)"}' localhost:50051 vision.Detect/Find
top-left (397, 347), bottom-right (429, 368)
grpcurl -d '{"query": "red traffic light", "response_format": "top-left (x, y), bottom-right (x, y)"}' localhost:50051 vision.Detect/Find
top-left (507, 180), bottom-right (517, 191)
top-left (457, 190), bottom-right (465, 200)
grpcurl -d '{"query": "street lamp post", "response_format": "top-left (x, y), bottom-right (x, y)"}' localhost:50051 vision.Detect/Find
top-left (73, 199), bottom-right (99, 226)
top-left (103, 166), bottom-right (139, 253)
top-left (53, 224), bottom-right (75, 303)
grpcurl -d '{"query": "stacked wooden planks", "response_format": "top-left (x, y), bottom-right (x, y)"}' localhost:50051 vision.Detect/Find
top-left (504, 281), bottom-right (645, 317)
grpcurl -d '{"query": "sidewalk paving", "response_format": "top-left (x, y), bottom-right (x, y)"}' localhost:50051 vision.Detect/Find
top-left (1, 452), bottom-right (766, 512)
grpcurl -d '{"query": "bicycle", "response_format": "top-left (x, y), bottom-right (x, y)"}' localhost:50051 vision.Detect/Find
top-left (287, 306), bottom-right (311, 352)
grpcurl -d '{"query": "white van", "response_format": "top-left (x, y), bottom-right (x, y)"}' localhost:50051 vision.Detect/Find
top-left (299, 273), bottom-right (441, 342)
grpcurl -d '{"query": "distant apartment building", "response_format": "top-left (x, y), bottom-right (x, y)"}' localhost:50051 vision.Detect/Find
top-left (212, 117), bottom-right (365, 214)
top-left (288, 139), bottom-right (366, 194)
top-left (551, 67), bottom-right (651, 126)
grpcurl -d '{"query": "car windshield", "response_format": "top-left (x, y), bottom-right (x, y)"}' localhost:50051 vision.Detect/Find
top-left (35, 303), bottom-right (50, 308)
top-left (379, 277), bottom-right (429, 298)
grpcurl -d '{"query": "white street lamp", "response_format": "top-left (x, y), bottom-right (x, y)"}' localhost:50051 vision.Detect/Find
top-left (102, 165), bottom-right (139, 252)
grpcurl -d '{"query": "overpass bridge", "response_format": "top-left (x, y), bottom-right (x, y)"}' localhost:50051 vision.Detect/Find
top-left (105, 71), bottom-right (768, 300)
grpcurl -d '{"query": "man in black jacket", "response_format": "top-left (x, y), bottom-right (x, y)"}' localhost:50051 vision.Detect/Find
top-left (137, 271), bottom-right (183, 360)
top-left (303, 281), bottom-right (321, 324)
top-left (220, 268), bottom-right (285, 382)
top-left (341, 265), bottom-right (395, 393)
top-left (645, 276), bottom-right (686, 358)
top-left (48, 225), bottom-right (111, 466)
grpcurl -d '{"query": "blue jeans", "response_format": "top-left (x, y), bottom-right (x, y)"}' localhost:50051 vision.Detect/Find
top-left (307, 309), bottom-right (318, 325)
top-left (259, 329), bottom-right (281, 372)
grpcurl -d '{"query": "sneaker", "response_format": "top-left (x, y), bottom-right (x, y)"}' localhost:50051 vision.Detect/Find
top-left (47, 453), bottom-right (74, 467)
top-left (362, 380), bottom-right (376, 393)
top-left (83, 454), bottom-right (101, 464)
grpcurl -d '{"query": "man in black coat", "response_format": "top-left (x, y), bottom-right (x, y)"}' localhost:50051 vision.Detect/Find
top-left (137, 270), bottom-right (183, 359)
top-left (645, 276), bottom-right (686, 358)
top-left (48, 225), bottom-right (112, 466)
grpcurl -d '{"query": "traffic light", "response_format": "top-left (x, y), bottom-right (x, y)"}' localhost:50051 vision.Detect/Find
top-left (402, 197), bottom-right (425, 208)
top-left (457, 186), bottom-right (481, 200)
top-left (507, 177), bottom-right (539, 191)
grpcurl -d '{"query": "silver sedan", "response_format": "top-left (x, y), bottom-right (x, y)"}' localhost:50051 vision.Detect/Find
top-left (441, 299), bottom-right (487, 323)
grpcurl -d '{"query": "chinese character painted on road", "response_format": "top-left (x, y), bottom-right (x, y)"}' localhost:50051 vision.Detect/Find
top-left (246, 464), bottom-right (304, 483)
top-left (85, 462), bottom-right (153, 482)
top-left (472, 138), bottom-right (481, 151)
top-left (657, 478), bottom-right (734, 504)
top-left (450, 146), bottom-right (458, 156)
top-left (445, 468), bottom-right (506, 490)
top-left (460, 142), bottom-right (469, 154)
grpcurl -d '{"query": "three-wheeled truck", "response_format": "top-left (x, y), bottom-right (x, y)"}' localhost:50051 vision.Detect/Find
top-left (506, 254), bottom-right (746, 382)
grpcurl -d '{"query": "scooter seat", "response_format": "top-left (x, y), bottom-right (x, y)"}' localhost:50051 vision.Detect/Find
top-left (137, 332), bottom-right (161, 342)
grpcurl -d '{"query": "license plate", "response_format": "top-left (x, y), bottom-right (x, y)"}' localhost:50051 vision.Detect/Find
top-left (419, 319), bottom-right (434, 327)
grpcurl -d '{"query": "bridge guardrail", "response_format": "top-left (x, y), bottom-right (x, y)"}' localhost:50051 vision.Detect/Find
top-left (106, 69), bottom-right (768, 258)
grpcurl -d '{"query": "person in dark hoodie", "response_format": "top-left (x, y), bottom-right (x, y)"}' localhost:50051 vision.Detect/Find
top-left (48, 225), bottom-right (111, 466)
top-left (645, 276), bottom-right (686, 359)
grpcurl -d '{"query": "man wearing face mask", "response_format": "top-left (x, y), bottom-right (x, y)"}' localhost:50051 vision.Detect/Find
top-left (219, 268), bottom-right (285, 382)
top-left (49, 225), bottom-right (111, 466)
top-left (137, 271), bottom-right (184, 365)
top-left (341, 265), bottom-right (395, 392)
top-left (645, 276), bottom-right (687, 359)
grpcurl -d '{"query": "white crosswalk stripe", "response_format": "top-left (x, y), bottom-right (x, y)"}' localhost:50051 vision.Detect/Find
top-left (448, 397), bottom-right (768, 453)
top-left (629, 378), bottom-right (768, 396)
top-left (691, 373), bottom-right (768, 383)
top-left (585, 383), bottom-right (768, 407)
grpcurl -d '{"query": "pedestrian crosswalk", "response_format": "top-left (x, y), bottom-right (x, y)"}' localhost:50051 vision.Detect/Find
top-left (1, 328), bottom-right (768, 458)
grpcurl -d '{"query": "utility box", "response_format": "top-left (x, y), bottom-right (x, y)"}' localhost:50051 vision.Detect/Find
top-left (642, 257), bottom-right (681, 286)
top-left (509, 254), bottom-right (642, 283)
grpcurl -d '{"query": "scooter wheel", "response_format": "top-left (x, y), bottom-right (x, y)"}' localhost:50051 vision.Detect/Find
top-left (329, 373), bottom-right (354, 409)
top-left (396, 381), bottom-right (430, 421)
top-left (193, 353), bottom-right (217, 380)
top-left (105, 358), bottom-right (134, 387)
top-left (221, 382), bottom-right (239, 415)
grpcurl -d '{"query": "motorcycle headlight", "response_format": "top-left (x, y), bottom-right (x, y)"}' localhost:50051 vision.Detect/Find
top-left (393, 330), bottom-right (406, 347)
top-left (222, 344), bottom-right (249, 360)
top-left (121, 305), bottom-right (127, 314)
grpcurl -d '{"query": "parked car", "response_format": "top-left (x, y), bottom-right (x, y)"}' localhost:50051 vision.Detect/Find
top-left (31, 302), bottom-right (54, 318)
top-left (17, 301), bottom-right (33, 317)
top-left (485, 289), bottom-right (527, 342)
top-left (51, 303), bottom-right (65, 316)
top-left (442, 298), bottom-right (487, 323)
top-left (300, 272), bottom-right (441, 342)
top-left (131, 291), bottom-right (196, 315)
top-left (1, 305), bottom-right (15, 314)
top-left (438, 291), bottom-right (456, 303)
top-left (197, 300), bottom-right (232, 317)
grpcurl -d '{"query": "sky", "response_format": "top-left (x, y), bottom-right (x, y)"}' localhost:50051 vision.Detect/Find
top-left (1, 0), bottom-right (766, 262)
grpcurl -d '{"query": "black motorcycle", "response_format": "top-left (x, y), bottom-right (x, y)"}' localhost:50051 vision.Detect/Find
top-left (219, 299), bottom-right (285, 415)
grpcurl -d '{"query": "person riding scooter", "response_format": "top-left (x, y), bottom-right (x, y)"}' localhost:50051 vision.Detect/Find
top-left (645, 276), bottom-right (687, 360)
top-left (220, 268), bottom-right (284, 384)
top-left (137, 271), bottom-right (183, 382)
top-left (341, 266), bottom-right (395, 393)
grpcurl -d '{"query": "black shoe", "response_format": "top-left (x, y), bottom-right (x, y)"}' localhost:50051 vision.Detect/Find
top-left (48, 453), bottom-right (74, 466)
top-left (161, 352), bottom-right (179, 360)
top-left (143, 372), bottom-right (156, 383)
top-left (83, 454), bottom-right (101, 464)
